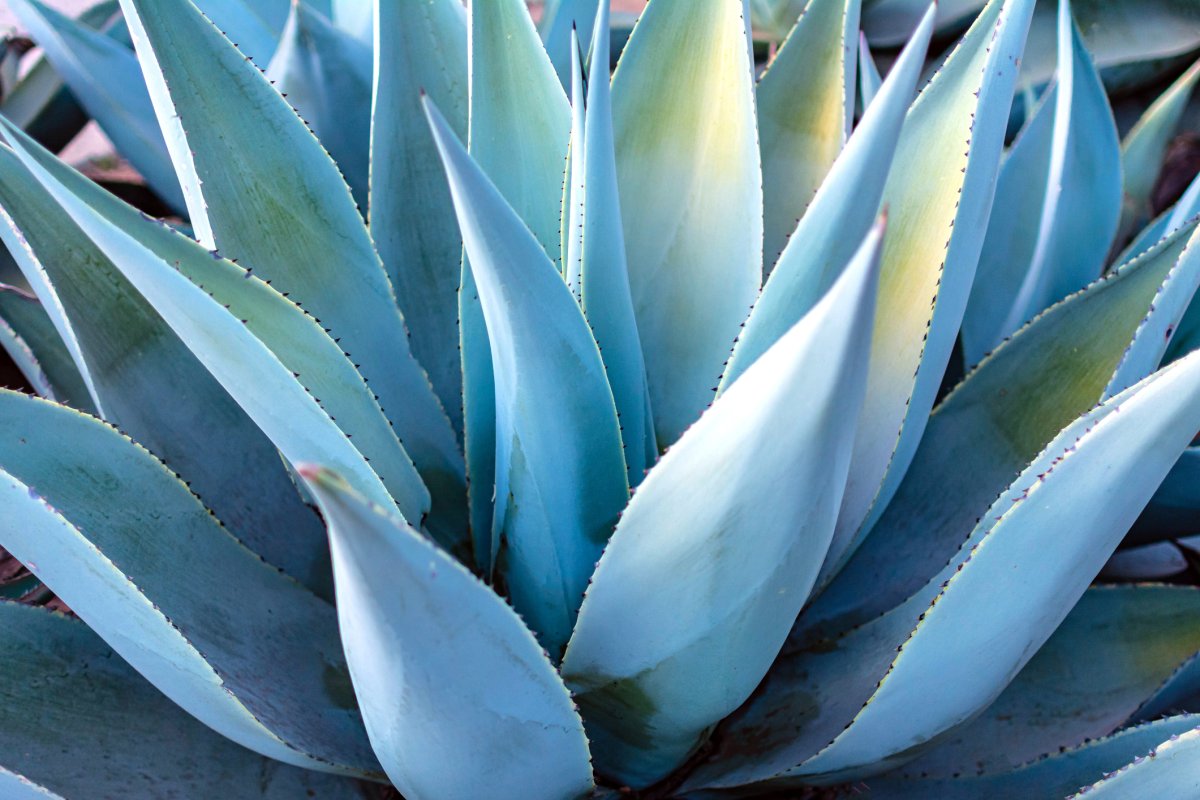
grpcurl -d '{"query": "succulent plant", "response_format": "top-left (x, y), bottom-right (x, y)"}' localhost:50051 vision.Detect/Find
top-left (0, 0), bottom-right (1199, 797)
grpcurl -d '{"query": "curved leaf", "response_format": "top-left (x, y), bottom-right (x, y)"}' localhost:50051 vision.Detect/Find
top-left (801, 222), bottom-right (1200, 641)
top-left (824, 0), bottom-right (1038, 580)
top-left (756, 0), bottom-right (861, 271)
top-left (562, 222), bottom-right (882, 788)
top-left (427, 98), bottom-right (628, 658)
top-left (118, 0), bottom-right (466, 547)
top-left (0, 391), bottom-right (378, 776)
top-left (721, 6), bottom-right (932, 389)
top-left (858, 717), bottom-right (1200, 799)
top-left (8, 0), bottom-right (184, 213)
top-left (1068, 725), bottom-right (1200, 798)
top-left (0, 602), bottom-right (369, 798)
top-left (0, 130), bottom-right (331, 595)
top-left (369, 0), bottom-right (468, 441)
top-left (0, 285), bottom-right (91, 410)
top-left (897, 585), bottom-right (1200, 778)
top-left (300, 466), bottom-right (594, 800)
top-left (1129, 447), bottom-right (1200, 544)
top-left (688, 351), bottom-right (1200, 790)
top-left (966, 1), bottom-right (1123, 364)
top-left (0, 119), bottom-right (431, 537)
top-left (266, 1), bottom-right (372, 208)
top-left (463, 0), bottom-right (572, 568)
top-left (613, 0), bottom-right (763, 446)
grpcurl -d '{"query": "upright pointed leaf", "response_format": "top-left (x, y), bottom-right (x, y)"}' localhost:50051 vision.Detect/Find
top-left (689, 352), bottom-right (1200, 790)
top-left (370, 0), bottom-right (467, 440)
top-left (757, 0), bottom-right (861, 271)
top-left (8, 0), bottom-right (184, 212)
top-left (722, 7), bottom-right (932, 389)
top-left (463, 0), bottom-right (572, 568)
top-left (824, 0), bottom-right (1038, 579)
top-left (898, 585), bottom-right (1200, 778)
top-left (859, 32), bottom-right (883, 110)
top-left (0, 391), bottom-right (378, 776)
top-left (1117, 59), bottom-right (1200, 247)
top-left (614, 0), bottom-right (763, 446)
top-left (543, 0), bottom-right (600, 88)
top-left (562, 224), bottom-right (882, 789)
top-left (0, 603), bottom-right (368, 798)
top-left (119, 0), bottom-right (466, 547)
top-left (0, 132), bottom-right (331, 595)
top-left (301, 466), bottom-right (594, 800)
top-left (427, 99), bottom-right (628, 658)
top-left (801, 223), bottom-right (1200, 640)
top-left (267, 1), bottom-right (373, 208)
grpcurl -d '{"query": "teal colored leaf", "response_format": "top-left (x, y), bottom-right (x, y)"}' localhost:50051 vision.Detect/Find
top-left (863, 0), bottom-right (986, 46)
top-left (562, 223), bottom-right (883, 789)
top-left (266, 1), bottom-right (372, 209)
top-left (0, 391), bottom-right (379, 776)
top-left (859, 32), bottom-right (883, 110)
top-left (192, 0), bottom-right (287, 61)
top-left (1117, 59), bottom-right (1200, 248)
top-left (0, 285), bottom-right (92, 411)
top-left (542, 0), bottom-right (600, 88)
top-left (687, 351), bottom-right (1200, 791)
top-left (1130, 447), bottom-right (1200, 544)
top-left (0, 131), bottom-right (332, 596)
top-left (0, 120), bottom-right (435, 546)
top-left (0, 300), bottom-right (52, 400)
top-left (963, 2), bottom-right (1122, 366)
top-left (8, 0), bottom-right (185, 213)
top-left (800, 222), bottom-right (1200, 641)
top-left (119, 0), bottom-right (466, 549)
top-left (1067, 726), bottom-right (1200, 798)
top-left (332, 0), bottom-right (372, 43)
top-left (721, 6), bottom-right (932, 390)
top-left (1101, 542), bottom-right (1189, 580)
top-left (427, 97), bottom-right (628, 658)
top-left (750, 0), bottom-right (808, 38)
top-left (823, 0), bottom-right (1038, 582)
top-left (1117, 169), bottom-right (1200, 265)
top-left (370, 0), bottom-right (467, 441)
top-left (300, 466), bottom-right (594, 800)
top-left (896, 585), bottom-right (1200, 778)
top-left (613, 0), bottom-right (763, 447)
top-left (757, 0), bottom-right (861, 272)
top-left (567, 3), bottom-right (656, 484)
top-left (0, 602), bottom-right (369, 798)
top-left (857, 717), bottom-right (1200, 799)
top-left (463, 0), bottom-right (572, 569)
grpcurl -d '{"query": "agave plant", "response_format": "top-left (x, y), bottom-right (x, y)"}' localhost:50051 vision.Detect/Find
top-left (0, 0), bottom-right (1199, 797)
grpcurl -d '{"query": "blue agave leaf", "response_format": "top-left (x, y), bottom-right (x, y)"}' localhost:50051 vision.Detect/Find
top-left (1101, 542), bottom-right (1190, 580)
top-left (965, 1), bottom-right (1122, 366)
top-left (426, 98), bottom-right (628, 658)
top-left (800, 222), bottom-right (1200, 641)
top-left (0, 299), bottom-right (53, 402)
top-left (542, 0), bottom-right (600, 88)
top-left (825, 0), bottom-right (1038, 581)
top-left (463, 0), bottom-right (572, 569)
top-left (688, 351), bottom-right (1200, 790)
top-left (562, 222), bottom-right (883, 789)
top-left (0, 286), bottom-right (92, 412)
top-left (757, 0), bottom-right (861, 272)
top-left (0, 119), bottom-right (433, 542)
top-left (7, 0), bottom-right (185, 213)
top-left (1129, 447), bottom-right (1200, 545)
top-left (566, 4), bottom-right (657, 484)
top-left (896, 585), bottom-right (1200, 778)
top-left (857, 717), bottom-right (1200, 799)
top-left (370, 0), bottom-right (467, 442)
top-left (1118, 171), bottom-right (1200, 265)
top-left (1066, 725), bottom-right (1200, 798)
top-left (0, 131), bottom-right (332, 595)
top-left (119, 0), bottom-right (466, 549)
top-left (613, 0), bottom-right (763, 447)
top-left (721, 5), bottom-right (932, 391)
top-left (1117, 59), bottom-right (1200, 247)
top-left (300, 466), bottom-right (594, 800)
top-left (0, 391), bottom-right (379, 776)
top-left (332, 0), bottom-right (372, 43)
top-left (858, 32), bottom-right (883, 111)
top-left (863, 0), bottom-right (986, 46)
top-left (266, 1), bottom-right (372, 209)
top-left (0, 602), bottom-right (366, 798)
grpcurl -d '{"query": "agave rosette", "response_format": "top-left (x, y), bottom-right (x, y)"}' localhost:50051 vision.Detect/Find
top-left (0, 0), bottom-right (1197, 798)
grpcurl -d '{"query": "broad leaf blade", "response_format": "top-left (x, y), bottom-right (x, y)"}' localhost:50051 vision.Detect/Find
top-left (0, 602), bottom-right (368, 798)
top-left (562, 223), bottom-right (882, 789)
top-left (613, 0), bottom-right (763, 447)
top-left (0, 391), bottom-right (378, 776)
top-left (300, 466), bottom-right (594, 800)
top-left (1067, 727), bottom-right (1200, 798)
